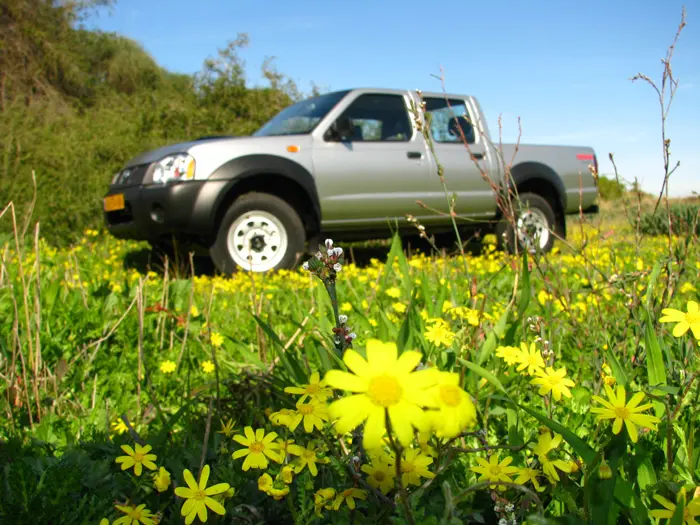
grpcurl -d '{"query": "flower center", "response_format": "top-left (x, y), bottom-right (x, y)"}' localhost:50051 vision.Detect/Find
top-left (439, 385), bottom-right (462, 407)
top-left (374, 471), bottom-right (386, 481)
top-left (306, 384), bottom-right (320, 394)
top-left (299, 404), bottom-right (314, 415)
top-left (489, 465), bottom-right (502, 476)
top-left (546, 376), bottom-right (561, 387)
top-left (614, 406), bottom-right (629, 420)
top-left (686, 312), bottom-right (700, 324)
top-left (367, 374), bottom-right (403, 407)
top-left (401, 462), bottom-right (415, 473)
top-left (250, 441), bottom-right (265, 454)
top-left (133, 453), bottom-right (144, 462)
top-left (194, 489), bottom-right (206, 501)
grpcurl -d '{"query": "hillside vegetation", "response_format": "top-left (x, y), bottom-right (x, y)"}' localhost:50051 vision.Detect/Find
top-left (0, 0), bottom-right (315, 244)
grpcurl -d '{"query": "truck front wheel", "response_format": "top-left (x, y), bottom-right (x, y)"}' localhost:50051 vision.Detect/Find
top-left (495, 192), bottom-right (557, 254)
top-left (209, 193), bottom-right (305, 274)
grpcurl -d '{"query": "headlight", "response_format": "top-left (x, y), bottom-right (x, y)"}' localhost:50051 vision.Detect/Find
top-left (150, 153), bottom-right (196, 184)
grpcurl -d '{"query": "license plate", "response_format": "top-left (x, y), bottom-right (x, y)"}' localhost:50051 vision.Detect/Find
top-left (104, 193), bottom-right (125, 212)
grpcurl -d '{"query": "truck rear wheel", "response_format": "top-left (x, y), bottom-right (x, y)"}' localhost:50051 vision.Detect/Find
top-left (209, 192), bottom-right (305, 274)
top-left (495, 192), bottom-right (557, 254)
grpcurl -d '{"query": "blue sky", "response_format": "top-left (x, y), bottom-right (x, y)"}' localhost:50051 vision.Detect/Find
top-left (85, 0), bottom-right (699, 197)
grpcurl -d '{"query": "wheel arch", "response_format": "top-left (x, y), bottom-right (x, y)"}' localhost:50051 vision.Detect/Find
top-left (507, 162), bottom-right (567, 239)
top-left (196, 154), bottom-right (322, 244)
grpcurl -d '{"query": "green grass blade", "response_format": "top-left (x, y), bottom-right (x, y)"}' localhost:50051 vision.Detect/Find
top-left (458, 358), bottom-right (508, 396)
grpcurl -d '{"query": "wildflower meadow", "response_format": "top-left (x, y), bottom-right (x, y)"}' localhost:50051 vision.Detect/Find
top-left (0, 204), bottom-right (699, 524)
top-left (1, 4), bottom-right (699, 525)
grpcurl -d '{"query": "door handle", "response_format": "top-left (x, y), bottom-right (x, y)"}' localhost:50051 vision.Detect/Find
top-left (471, 152), bottom-right (484, 160)
top-left (407, 151), bottom-right (422, 159)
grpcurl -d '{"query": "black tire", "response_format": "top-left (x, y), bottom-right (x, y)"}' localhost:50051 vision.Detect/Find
top-left (495, 192), bottom-right (557, 254)
top-left (209, 192), bottom-right (305, 274)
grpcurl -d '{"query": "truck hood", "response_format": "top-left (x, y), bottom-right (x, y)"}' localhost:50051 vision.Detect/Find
top-left (124, 136), bottom-right (245, 167)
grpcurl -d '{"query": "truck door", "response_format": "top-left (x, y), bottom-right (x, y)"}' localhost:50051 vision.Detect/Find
top-left (421, 95), bottom-right (497, 218)
top-left (311, 91), bottom-right (446, 228)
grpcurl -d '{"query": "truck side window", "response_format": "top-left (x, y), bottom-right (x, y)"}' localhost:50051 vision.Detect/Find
top-left (332, 94), bottom-right (413, 142)
top-left (424, 97), bottom-right (475, 144)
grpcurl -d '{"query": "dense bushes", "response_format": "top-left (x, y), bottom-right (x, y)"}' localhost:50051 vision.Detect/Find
top-left (639, 203), bottom-right (700, 237)
top-left (1, 1), bottom-right (311, 245)
top-left (597, 175), bottom-right (627, 200)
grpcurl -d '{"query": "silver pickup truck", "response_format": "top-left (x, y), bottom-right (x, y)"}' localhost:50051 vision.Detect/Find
top-left (103, 87), bottom-right (599, 274)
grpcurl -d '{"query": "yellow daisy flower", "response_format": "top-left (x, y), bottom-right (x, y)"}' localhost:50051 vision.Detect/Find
top-left (529, 366), bottom-right (576, 401)
top-left (514, 467), bottom-right (546, 492)
top-left (113, 504), bottom-right (154, 525)
top-left (287, 398), bottom-right (330, 433)
top-left (515, 342), bottom-right (545, 376)
top-left (470, 454), bottom-right (519, 489)
top-left (660, 300), bottom-right (700, 339)
top-left (590, 385), bottom-right (661, 443)
top-left (495, 345), bottom-right (521, 366)
top-left (115, 443), bottom-right (158, 476)
top-left (159, 360), bottom-right (176, 374)
top-left (323, 339), bottom-right (439, 450)
top-left (400, 448), bottom-right (435, 487)
top-left (332, 488), bottom-right (368, 510)
top-left (288, 442), bottom-right (327, 476)
top-left (361, 458), bottom-right (395, 494)
top-left (152, 467), bottom-right (171, 492)
top-left (174, 465), bottom-right (230, 525)
top-left (423, 370), bottom-right (477, 438)
top-left (532, 432), bottom-right (572, 482)
top-left (650, 488), bottom-right (700, 525)
top-left (424, 322), bottom-right (456, 348)
top-left (232, 427), bottom-right (283, 470)
top-left (284, 371), bottom-right (333, 402)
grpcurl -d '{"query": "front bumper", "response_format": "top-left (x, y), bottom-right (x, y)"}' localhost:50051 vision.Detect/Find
top-left (102, 179), bottom-right (227, 243)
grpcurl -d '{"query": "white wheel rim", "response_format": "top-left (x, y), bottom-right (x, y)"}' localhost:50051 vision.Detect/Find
top-left (516, 208), bottom-right (550, 252)
top-left (226, 210), bottom-right (288, 272)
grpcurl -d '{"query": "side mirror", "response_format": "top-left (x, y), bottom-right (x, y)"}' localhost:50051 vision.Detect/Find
top-left (327, 116), bottom-right (354, 141)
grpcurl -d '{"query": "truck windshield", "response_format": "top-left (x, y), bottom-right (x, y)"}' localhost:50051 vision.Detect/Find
top-left (253, 90), bottom-right (350, 136)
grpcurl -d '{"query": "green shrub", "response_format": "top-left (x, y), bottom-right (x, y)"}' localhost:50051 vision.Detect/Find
top-left (597, 175), bottom-right (626, 200)
top-left (639, 203), bottom-right (700, 236)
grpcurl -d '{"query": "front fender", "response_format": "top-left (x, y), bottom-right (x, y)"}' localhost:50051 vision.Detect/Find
top-left (188, 154), bottom-right (322, 236)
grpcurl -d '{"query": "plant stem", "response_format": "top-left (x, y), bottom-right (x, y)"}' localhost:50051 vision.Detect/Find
top-left (385, 410), bottom-right (415, 525)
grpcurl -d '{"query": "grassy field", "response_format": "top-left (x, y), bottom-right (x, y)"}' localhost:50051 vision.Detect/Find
top-left (0, 202), bottom-right (699, 524)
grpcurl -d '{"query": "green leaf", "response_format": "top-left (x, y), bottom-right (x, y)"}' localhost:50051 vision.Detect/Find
top-left (397, 288), bottom-right (419, 353)
top-left (613, 477), bottom-right (651, 525)
top-left (644, 312), bottom-right (667, 388)
top-left (645, 261), bottom-right (663, 310)
top-left (670, 489), bottom-right (686, 525)
top-left (517, 249), bottom-right (531, 320)
top-left (636, 455), bottom-right (657, 492)
top-left (380, 232), bottom-right (411, 295)
top-left (506, 407), bottom-right (522, 446)
top-left (517, 404), bottom-right (596, 465)
top-left (251, 313), bottom-right (304, 383)
top-left (604, 347), bottom-right (628, 388)
top-left (477, 304), bottom-right (511, 366)
top-left (586, 432), bottom-right (625, 525)
top-left (644, 311), bottom-right (667, 417)
top-left (458, 358), bottom-right (507, 396)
